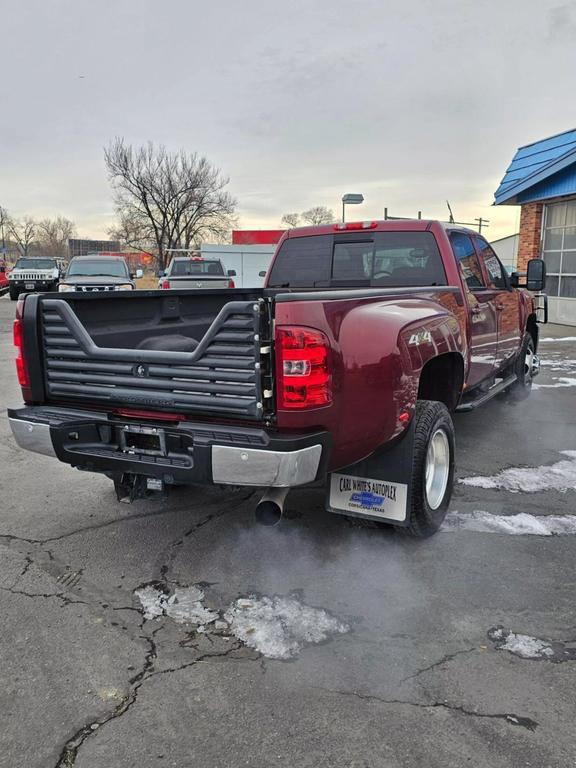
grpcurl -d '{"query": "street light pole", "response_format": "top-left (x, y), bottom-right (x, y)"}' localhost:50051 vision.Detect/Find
top-left (341, 193), bottom-right (364, 223)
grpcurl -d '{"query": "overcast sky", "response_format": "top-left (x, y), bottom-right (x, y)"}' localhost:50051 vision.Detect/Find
top-left (1, 0), bottom-right (575, 241)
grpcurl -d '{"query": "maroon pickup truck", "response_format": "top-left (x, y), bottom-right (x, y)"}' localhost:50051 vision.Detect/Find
top-left (8, 220), bottom-right (546, 537)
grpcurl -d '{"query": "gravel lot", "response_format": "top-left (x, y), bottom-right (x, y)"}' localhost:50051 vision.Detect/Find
top-left (1, 294), bottom-right (575, 768)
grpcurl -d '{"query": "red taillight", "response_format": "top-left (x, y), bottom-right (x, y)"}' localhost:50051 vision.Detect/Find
top-left (276, 326), bottom-right (332, 409)
top-left (13, 297), bottom-right (31, 393)
top-left (161, 280), bottom-right (170, 289)
top-left (334, 221), bottom-right (378, 231)
top-left (228, 279), bottom-right (235, 288)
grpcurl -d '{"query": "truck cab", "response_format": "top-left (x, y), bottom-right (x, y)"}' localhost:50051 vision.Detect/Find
top-left (159, 256), bottom-right (235, 290)
top-left (58, 255), bottom-right (142, 293)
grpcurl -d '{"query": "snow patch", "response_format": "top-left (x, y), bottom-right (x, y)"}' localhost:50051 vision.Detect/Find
top-left (135, 583), bottom-right (218, 624)
top-left (135, 585), bottom-right (349, 659)
top-left (501, 634), bottom-right (554, 659)
top-left (224, 595), bottom-right (349, 660)
top-left (540, 336), bottom-right (576, 343)
top-left (459, 451), bottom-right (576, 493)
top-left (488, 626), bottom-right (554, 659)
top-left (533, 377), bottom-right (576, 389)
top-left (443, 510), bottom-right (576, 535)
top-left (539, 358), bottom-right (576, 368)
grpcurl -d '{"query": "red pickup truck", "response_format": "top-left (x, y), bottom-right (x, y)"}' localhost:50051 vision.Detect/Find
top-left (8, 220), bottom-right (546, 537)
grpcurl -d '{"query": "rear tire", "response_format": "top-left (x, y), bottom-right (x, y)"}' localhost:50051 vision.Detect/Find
top-left (402, 400), bottom-right (455, 538)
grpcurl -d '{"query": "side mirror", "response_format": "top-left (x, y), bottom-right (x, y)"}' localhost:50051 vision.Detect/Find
top-left (227, 269), bottom-right (237, 277)
top-left (259, 270), bottom-right (267, 277)
top-left (135, 268), bottom-right (144, 279)
top-left (526, 258), bottom-right (546, 292)
top-left (156, 270), bottom-right (165, 278)
top-left (509, 271), bottom-right (520, 288)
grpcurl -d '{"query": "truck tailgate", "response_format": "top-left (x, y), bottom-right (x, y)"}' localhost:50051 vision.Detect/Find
top-left (163, 276), bottom-right (230, 289)
top-left (35, 290), bottom-right (272, 420)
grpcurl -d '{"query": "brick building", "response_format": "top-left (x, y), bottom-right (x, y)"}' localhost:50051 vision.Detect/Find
top-left (495, 128), bottom-right (576, 325)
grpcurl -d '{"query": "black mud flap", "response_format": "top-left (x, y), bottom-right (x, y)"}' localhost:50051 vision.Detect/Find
top-left (325, 421), bottom-right (415, 526)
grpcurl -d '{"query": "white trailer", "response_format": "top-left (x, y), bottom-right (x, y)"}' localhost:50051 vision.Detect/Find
top-left (200, 244), bottom-right (275, 288)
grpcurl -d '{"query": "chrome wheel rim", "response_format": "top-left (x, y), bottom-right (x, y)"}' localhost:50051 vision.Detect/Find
top-left (524, 344), bottom-right (536, 384)
top-left (425, 429), bottom-right (450, 510)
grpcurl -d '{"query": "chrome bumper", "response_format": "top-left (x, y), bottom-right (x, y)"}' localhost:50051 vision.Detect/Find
top-left (8, 416), bottom-right (323, 487)
top-left (212, 444), bottom-right (322, 487)
top-left (9, 418), bottom-right (57, 457)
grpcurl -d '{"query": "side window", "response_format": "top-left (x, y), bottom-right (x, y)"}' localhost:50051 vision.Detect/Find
top-left (474, 237), bottom-right (507, 290)
top-left (449, 232), bottom-right (485, 290)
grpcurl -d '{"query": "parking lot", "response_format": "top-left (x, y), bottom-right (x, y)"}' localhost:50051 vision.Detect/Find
top-left (1, 293), bottom-right (575, 768)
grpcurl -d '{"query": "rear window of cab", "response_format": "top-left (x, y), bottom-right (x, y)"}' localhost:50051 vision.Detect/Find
top-left (267, 231), bottom-right (447, 289)
top-left (170, 260), bottom-right (225, 276)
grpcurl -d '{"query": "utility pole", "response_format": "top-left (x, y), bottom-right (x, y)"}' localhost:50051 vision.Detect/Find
top-left (474, 217), bottom-right (490, 234)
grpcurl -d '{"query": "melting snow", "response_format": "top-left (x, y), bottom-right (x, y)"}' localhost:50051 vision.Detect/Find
top-left (488, 627), bottom-right (554, 659)
top-left (443, 510), bottom-right (576, 535)
top-left (534, 377), bottom-right (576, 389)
top-left (539, 358), bottom-right (576, 368)
top-left (540, 336), bottom-right (576, 343)
top-left (135, 583), bottom-right (219, 624)
top-left (224, 595), bottom-right (349, 660)
top-left (135, 585), bottom-right (349, 659)
top-left (459, 451), bottom-right (576, 493)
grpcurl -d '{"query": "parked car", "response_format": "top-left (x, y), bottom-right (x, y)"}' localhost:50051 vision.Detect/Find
top-left (7, 257), bottom-right (60, 300)
top-left (0, 260), bottom-right (8, 294)
top-left (58, 255), bottom-right (143, 292)
top-left (159, 256), bottom-right (235, 290)
top-left (9, 220), bottom-right (546, 537)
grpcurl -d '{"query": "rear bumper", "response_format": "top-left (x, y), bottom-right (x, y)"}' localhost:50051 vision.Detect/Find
top-left (8, 406), bottom-right (330, 488)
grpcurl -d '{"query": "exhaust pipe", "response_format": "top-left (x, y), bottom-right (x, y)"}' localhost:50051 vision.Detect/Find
top-left (255, 487), bottom-right (290, 526)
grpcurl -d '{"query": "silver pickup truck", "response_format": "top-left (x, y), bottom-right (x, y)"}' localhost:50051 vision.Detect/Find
top-left (158, 257), bottom-right (235, 290)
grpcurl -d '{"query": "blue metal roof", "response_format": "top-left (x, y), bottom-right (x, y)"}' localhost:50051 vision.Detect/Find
top-left (494, 128), bottom-right (576, 205)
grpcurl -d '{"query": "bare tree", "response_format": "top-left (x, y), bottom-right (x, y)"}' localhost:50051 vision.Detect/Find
top-left (301, 206), bottom-right (335, 225)
top-left (0, 205), bottom-right (9, 251)
top-left (36, 216), bottom-right (76, 260)
top-left (104, 138), bottom-right (237, 269)
top-left (281, 213), bottom-right (301, 228)
top-left (107, 209), bottom-right (156, 257)
top-left (8, 216), bottom-right (37, 258)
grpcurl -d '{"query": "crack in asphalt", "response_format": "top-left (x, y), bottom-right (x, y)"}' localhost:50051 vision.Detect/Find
top-left (400, 648), bottom-right (478, 683)
top-left (38, 493), bottom-right (254, 767)
top-left (0, 489), bottom-right (253, 548)
top-left (315, 687), bottom-right (539, 731)
top-left (154, 491), bottom-right (254, 584)
top-left (54, 627), bottom-right (252, 767)
top-left (0, 584), bottom-right (87, 607)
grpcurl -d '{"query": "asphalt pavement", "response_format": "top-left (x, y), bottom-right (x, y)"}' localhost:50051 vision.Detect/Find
top-left (1, 294), bottom-right (575, 768)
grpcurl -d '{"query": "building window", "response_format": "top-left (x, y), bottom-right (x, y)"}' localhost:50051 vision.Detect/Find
top-left (542, 200), bottom-right (576, 298)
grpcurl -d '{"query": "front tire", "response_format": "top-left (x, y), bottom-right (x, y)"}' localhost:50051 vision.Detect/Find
top-left (508, 333), bottom-right (536, 400)
top-left (9, 286), bottom-right (19, 301)
top-left (403, 400), bottom-right (455, 538)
